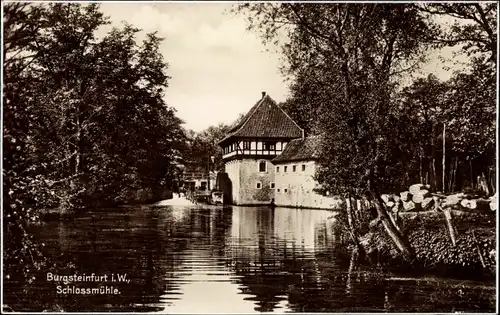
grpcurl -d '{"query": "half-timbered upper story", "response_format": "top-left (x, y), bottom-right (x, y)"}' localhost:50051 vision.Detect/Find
top-left (219, 92), bottom-right (304, 161)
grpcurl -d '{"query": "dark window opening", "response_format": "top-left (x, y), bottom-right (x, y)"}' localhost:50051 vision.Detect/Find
top-left (263, 141), bottom-right (276, 150)
top-left (243, 141), bottom-right (251, 150)
top-left (259, 161), bottom-right (266, 172)
top-left (256, 182), bottom-right (261, 189)
top-left (293, 165), bottom-right (296, 172)
top-left (284, 166), bottom-right (287, 172)
top-left (302, 164), bottom-right (306, 171)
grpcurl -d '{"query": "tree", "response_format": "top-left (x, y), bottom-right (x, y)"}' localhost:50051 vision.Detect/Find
top-left (236, 3), bottom-right (439, 260)
top-left (396, 74), bottom-right (450, 190)
top-left (445, 62), bottom-right (496, 192)
top-left (185, 123), bottom-right (231, 174)
top-left (419, 3), bottom-right (497, 65)
top-left (395, 66), bottom-right (496, 194)
top-left (3, 2), bottom-right (185, 285)
top-left (278, 68), bottom-right (324, 136)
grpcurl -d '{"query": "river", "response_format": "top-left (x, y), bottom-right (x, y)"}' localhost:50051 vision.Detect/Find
top-left (3, 204), bottom-right (496, 312)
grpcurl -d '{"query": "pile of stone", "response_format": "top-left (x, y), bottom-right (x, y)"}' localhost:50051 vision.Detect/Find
top-left (381, 184), bottom-right (497, 214)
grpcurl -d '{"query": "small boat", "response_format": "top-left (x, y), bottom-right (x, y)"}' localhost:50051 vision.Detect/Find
top-left (211, 191), bottom-right (224, 205)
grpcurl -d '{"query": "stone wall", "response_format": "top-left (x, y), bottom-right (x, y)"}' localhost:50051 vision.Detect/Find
top-left (239, 158), bottom-right (275, 205)
top-left (274, 160), bottom-right (343, 209)
top-left (225, 158), bottom-right (275, 205)
top-left (225, 160), bottom-right (241, 204)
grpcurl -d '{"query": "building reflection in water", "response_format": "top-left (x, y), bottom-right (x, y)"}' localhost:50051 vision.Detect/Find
top-left (225, 206), bottom-right (341, 312)
top-left (6, 205), bottom-right (495, 313)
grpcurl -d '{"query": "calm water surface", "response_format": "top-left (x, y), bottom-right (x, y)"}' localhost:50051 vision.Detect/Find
top-left (4, 205), bottom-right (496, 312)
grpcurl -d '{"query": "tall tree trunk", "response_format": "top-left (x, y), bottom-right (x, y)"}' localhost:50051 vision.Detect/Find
top-left (469, 158), bottom-right (474, 188)
top-left (442, 123), bottom-right (446, 193)
top-left (448, 157), bottom-right (457, 193)
top-left (75, 112), bottom-right (81, 175)
top-left (345, 249), bottom-right (359, 295)
top-left (347, 193), bottom-right (365, 257)
top-left (451, 157), bottom-right (458, 192)
top-left (489, 166), bottom-right (496, 194)
top-left (432, 126), bottom-right (438, 190)
top-left (441, 207), bottom-right (457, 246)
top-left (367, 189), bottom-right (415, 262)
top-left (419, 145), bottom-right (423, 184)
top-left (432, 159), bottom-right (437, 191)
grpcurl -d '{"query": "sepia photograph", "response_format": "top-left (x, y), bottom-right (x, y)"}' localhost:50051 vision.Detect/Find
top-left (2, 1), bottom-right (498, 313)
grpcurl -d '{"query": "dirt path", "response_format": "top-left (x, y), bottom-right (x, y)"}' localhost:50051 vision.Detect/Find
top-left (155, 195), bottom-right (195, 206)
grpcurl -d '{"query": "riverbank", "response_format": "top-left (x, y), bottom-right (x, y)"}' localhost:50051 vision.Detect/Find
top-left (358, 209), bottom-right (496, 275)
top-left (38, 189), bottom-right (176, 221)
top-left (155, 195), bottom-right (195, 206)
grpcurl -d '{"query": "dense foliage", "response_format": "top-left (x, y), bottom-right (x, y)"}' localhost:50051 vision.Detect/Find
top-left (236, 2), bottom-right (496, 196)
top-left (184, 123), bottom-right (231, 173)
top-left (182, 114), bottom-right (244, 175)
top-left (3, 3), bottom-right (185, 280)
top-left (235, 2), bottom-right (496, 261)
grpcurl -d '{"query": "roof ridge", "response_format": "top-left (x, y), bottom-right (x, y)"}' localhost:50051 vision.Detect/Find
top-left (233, 94), bottom-right (267, 136)
top-left (276, 101), bottom-right (305, 138)
top-left (218, 93), bottom-right (304, 145)
top-left (288, 137), bottom-right (304, 143)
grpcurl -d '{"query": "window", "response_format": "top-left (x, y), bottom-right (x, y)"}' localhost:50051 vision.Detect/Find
top-left (270, 182), bottom-right (275, 189)
top-left (243, 141), bottom-right (251, 150)
top-left (302, 164), bottom-right (306, 171)
top-left (284, 166), bottom-right (288, 172)
top-left (256, 182), bottom-right (262, 189)
top-left (293, 165), bottom-right (297, 172)
top-left (276, 166), bottom-right (280, 172)
top-left (277, 188), bottom-right (280, 192)
top-left (284, 188), bottom-right (288, 193)
top-left (263, 141), bottom-right (276, 150)
top-left (259, 161), bottom-right (266, 172)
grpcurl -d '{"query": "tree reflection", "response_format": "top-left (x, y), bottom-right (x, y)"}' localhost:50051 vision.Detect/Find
top-left (6, 205), bottom-right (495, 313)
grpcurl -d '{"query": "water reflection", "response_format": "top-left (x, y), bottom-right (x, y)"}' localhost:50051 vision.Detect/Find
top-left (3, 205), bottom-right (495, 313)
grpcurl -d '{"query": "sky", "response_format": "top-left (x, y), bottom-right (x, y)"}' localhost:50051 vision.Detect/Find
top-left (98, 2), bottom-right (458, 132)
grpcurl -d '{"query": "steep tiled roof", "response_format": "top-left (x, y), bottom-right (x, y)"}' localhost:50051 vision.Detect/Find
top-left (272, 136), bottom-right (321, 163)
top-left (220, 93), bottom-right (303, 144)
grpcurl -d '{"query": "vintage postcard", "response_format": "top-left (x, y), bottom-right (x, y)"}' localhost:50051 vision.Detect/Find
top-left (2, 1), bottom-right (497, 313)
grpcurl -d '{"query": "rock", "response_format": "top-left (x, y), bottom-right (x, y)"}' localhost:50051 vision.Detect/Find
top-left (400, 191), bottom-right (412, 202)
top-left (459, 198), bottom-right (490, 211)
top-left (403, 200), bottom-right (416, 212)
top-left (443, 194), bottom-right (463, 207)
top-left (489, 195), bottom-right (497, 211)
top-left (391, 200), bottom-right (402, 213)
top-left (412, 190), bottom-right (429, 204)
top-left (381, 194), bottom-right (392, 204)
top-left (409, 184), bottom-right (425, 195)
top-left (460, 199), bottom-right (471, 208)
